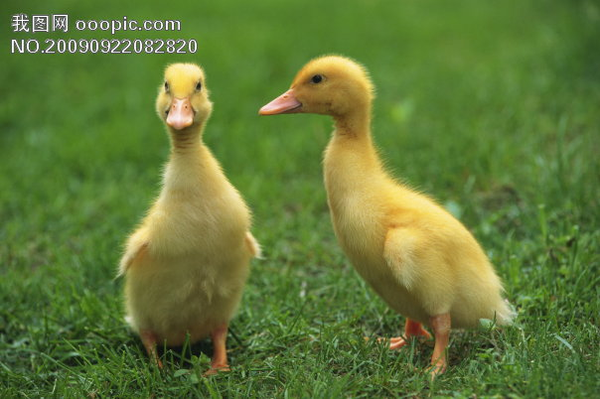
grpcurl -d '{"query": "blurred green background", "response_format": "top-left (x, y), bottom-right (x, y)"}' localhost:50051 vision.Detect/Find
top-left (2, 0), bottom-right (599, 396)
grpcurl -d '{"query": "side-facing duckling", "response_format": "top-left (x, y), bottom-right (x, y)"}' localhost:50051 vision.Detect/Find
top-left (260, 55), bottom-right (514, 376)
top-left (119, 63), bottom-right (261, 374)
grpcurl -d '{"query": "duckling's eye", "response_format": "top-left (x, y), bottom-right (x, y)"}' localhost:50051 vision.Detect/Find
top-left (195, 81), bottom-right (202, 91)
top-left (164, 81), bottom-right (170, 93)
top-left (311, 74), bottom-right (323, 84)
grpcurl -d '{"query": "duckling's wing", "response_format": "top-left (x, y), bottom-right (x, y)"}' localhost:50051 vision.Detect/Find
top-left (117, 241), bottom-right (149, 277)
top-left (382, 227), bottom-right (421, 291)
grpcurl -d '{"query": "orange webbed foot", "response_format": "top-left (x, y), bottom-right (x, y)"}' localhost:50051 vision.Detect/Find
top-left (203, 363), bottom-right (231, 376)
top-left (387, 336), bottom-right (409, 350)
top-left (383, 319), bottom-right (432, 350)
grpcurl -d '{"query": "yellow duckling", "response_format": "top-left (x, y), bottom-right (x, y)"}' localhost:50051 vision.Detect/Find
top-left (260, 55), bottom-right (514, 376)
top-left (118, 63), bottom-right (260, 374)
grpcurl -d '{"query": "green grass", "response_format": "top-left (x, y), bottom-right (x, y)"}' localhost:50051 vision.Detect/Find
top-left (2, 0), bottom-right (599, 396)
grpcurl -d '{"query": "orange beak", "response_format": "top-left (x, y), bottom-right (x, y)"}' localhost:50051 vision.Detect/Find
top-left (166, 97), bottom-right (194, 130)
top-left (259, 89), bottom-right (302, 115)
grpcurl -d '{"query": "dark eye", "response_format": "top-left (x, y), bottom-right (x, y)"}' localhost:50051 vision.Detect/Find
top-left (164, 81), bottom-right (170, 92)
top-left (311, 74), bottom-right (323, 84)
top-left (195, 81), bottom-right (202, 91)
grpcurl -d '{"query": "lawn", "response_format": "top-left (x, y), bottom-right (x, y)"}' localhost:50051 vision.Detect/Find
top-left (1, 0), bottom-right (599, 397)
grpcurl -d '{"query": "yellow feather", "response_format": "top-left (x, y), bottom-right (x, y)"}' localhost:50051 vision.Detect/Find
top-left (119, 63), bottom-right (259, 350)
top-left (263, 54), bottom-right (515, 330)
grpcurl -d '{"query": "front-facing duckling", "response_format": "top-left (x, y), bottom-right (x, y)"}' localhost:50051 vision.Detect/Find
top-left (118, 63), bottom-right (260, 374)
top-left (260, 55), bottom-right (514, 376)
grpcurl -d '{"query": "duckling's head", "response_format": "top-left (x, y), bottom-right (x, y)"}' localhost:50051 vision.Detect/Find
top-left (259, 55), bottom-right (374, 118)
top-left (156, 63), bottom-right (213, 132)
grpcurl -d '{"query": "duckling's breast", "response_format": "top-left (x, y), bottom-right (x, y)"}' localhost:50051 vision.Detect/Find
top-left (125, 245), bottom-right (251, 345)
top-left (125, 177), bottom-right (253, 344)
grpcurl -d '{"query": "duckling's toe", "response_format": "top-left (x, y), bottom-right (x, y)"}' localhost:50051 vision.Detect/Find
top-left (387, 336), bottom-right (409, 350)
top-left (203, 364), bottom-right (230, 376)
top-left (429, 358), bottom-right (447, 380)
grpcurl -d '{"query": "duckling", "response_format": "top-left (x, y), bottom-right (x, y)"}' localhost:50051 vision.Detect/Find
top-left (259, 55), bottom-right (514, 376)
top-left (118, 63), bottom-right (261, 374)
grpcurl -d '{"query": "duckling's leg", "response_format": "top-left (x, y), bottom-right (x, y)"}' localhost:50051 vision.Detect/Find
top-left (205, 323), bottom-right (230, 375)
top-left (388, 319), bottom-right (432, 349)
top-left (140, 329), bottom-right (163, 368)
top-left (429, 313), bottom-right (451, 377)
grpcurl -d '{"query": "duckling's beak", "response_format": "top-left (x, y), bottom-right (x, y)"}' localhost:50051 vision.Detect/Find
top-left (259, 89), bottom-right (302, 115)
top-left (166, 97), bottom-right (194, 130)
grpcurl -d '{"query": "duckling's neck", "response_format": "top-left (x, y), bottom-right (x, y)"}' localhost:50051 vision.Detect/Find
top-left (168, 125), bottom-right (203, 156)
top-left (324, 109), bottom-right (386, 199)
top-left (329, 107), bottom-right (379, 165)
top-left (333, 106), bottom-right (371, 139)
top-left (163, 123), bottom-right (225, 195)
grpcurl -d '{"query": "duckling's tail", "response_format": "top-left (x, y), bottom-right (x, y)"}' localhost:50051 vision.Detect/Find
top-left (245, 232), bottom-right (263, 259)
top-left (495, 298), bottom-right (517, 326)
